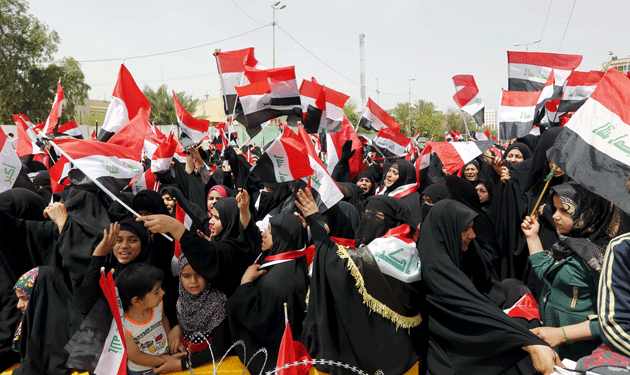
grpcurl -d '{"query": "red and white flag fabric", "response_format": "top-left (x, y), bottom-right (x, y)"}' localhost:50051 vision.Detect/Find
top-left (507, 51), bottom-right (582, 95)
top-left (323, 86), bottom-right (349, 134)
top-left (97, 64), bottom-right (151, 142)
top-left (13, 114), bottom-right (46, 159)
top-left (452, 75), bottom-right (485, 127)
top-left (299, 78), bottom-right (326, 134)
top-left (558, 70), bottom-right (604, 113)
top-left (358, 98), bottom-right (402, 132)
top-left (424, 140), bottom-right (497, 175)
top-left (275, 322), bottom-right (313, 375)
top-left (214, 48), bottom-right (259, 119)
top-left (173, 204), bottom-right (193, 258)
top-left (250, 126), bottom-right (314, 183)
top-left (0, 126), bottom-right (22, 193)
top-left (55, 120), bottom-right (83, 139)
top-left (326, 115), bottom-right (365, 180)
top-left (503, 293), bottom-right (540, 321)
top-left (90, 129), bottom-right (96, 141)
top-left (499, 70), bottom-right (554, 139)
top-left (94, 269), bottom-right (127, 375)
top-left (297, 126), bottom-right (343, 212)
top-left (42, 80), bottom-right (64, 136)
top-left (234, 80), bottom-right (279, 138)
top-left (151, 131), bottom-right (182, 174)
top-left (547, 68), bottom-right (630, 214)
top-left (545, 98), bottom-right (561, 125)
top-left (129, 169), bottom-right (159, 194)
top-left (373, 126), bottom-right (411, 157)
top-left (50, 138), bottom-right (143, 194)
top-left (173, 91), bottom-right (209, 148)
top-left (106, 113), bottom-right (152, 159)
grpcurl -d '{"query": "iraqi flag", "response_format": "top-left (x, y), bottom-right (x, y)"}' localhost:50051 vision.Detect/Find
top-left (55, 120), bottom-right (84, 139)
top-left (50, 138), bottom-right (143, 194)
top-left (13, 114), bottom-right (46, 158)
top-left (373, 126), bottom-right (411, 157)
top-left (0, 126), bottom-right (22, 193)
top-left (42, 80), bottom-right (64, 136)
top-left (326, 115), bottom-right (365, 180)
top-left (425, 139), bottom-right (497, 175)
top-left (297, 126), bottom-right (343, 212)
top-left (358, 98), bottom-right (402, 132)
top-left (129, 169), bottom-right (159, 194)
top-left (499, 70), bottom-right (554, 139)
top-left (558, 70), bottom-right (604, 113)
top-left (323, 86), bottom-right (349, 134)
top-left (547, 68), bottom-right (630, 214)
top-left (97, 64), bottom-right (151, 142)
top-left (507, 51), bottom-right (582, 97)
top-left (234, 80), bottom-right (279, 138)
top-left (452, 75), bottom-right (485, 127)
top-left (94, 269), bottom-right (127, 375)
top-left (545, 98), bottom-right (561, 125)
top-left (276, 321), bottom-right (313, 375)
top-left (106, 112), bottom-right (152, 159)
top-left (250, 126), bottom-right (314, 183)
top-left (173, 91), bottom-right (209, 149)
top-left (173, 204), bottom-right (194, 258)
top-left (151, 131), bottom-right (181, 174)
top-left (214, 48), bottom-right (259, 119)
top-left (299, 78), bottom-right (326, 133)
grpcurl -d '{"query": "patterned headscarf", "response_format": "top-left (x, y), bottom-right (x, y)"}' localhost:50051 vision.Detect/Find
top-left (176, 256), bottom-right (226, 346)
top-left (550, 182), bottom-right (621, 271)
top-left (13, 267), bottom-right (40, 351)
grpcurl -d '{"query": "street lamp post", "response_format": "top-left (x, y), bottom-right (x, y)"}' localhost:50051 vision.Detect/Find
top-left (271, 2), bottom-right (286, 68)
top-left (514, 39), bottom-right (541, 52)
top-left (408, 78), bottom-right (415, 131)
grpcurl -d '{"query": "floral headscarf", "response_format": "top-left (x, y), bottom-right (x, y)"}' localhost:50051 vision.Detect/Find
top-left (13, 267), bottom-right (40, 351)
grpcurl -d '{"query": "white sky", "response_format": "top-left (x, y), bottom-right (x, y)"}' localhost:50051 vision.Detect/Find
top-left (27, 0), bottom-right (630, 115)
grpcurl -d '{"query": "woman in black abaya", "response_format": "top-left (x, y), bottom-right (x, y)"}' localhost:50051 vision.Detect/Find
top-left (377, 159), bottom-right (422, 227)
top-left (418, 200), bottom-right (558, 375)
top-left (225, 212), bottom-right (309, 374)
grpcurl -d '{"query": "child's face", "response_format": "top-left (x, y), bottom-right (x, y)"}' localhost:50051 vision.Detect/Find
top-left (114, 230), bottom-right (142, 264)
top-left (140, 281), bottom-right (164, 309)
top-left (180, 265), bottom-right (206, 296)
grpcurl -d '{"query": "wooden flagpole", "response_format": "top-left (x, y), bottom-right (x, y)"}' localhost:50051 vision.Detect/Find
top-left (529, 164), bottom-right (559, 217)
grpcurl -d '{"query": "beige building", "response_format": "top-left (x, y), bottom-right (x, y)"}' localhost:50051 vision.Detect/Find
top-left (194, 96), bottom-right (228, 125)
top-left (602, 56), bottom-right (630, 74)
top-left (484, 109), bottom-right (497, 130)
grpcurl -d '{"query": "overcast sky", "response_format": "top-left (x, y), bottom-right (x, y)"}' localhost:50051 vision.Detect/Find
top-left (27, 0), bottom-right (630, 116)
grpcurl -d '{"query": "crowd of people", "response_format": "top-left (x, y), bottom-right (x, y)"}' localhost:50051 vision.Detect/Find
top-left (3, 126), bottom-right (630, 375)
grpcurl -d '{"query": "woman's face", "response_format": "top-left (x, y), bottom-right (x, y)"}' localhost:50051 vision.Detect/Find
top-left (421, 194), bottom-right (434, 205)
top-left (549, 161), bottom-right (566, 177)
top-left (207, 191), bottom-right (223, 212)
top-left (552, 195), bottom-right (574, 235)
top-left (475, 183), bottom-right (489, 203)
top-left (464, 164), bottom-right (479, 181)
top-left (384, 166), bottom-right (399, 187)
top-left (261, 223), bottom-right (273, 251)
top-left (162, 192), bottom-right (176, 214)
top-left (461, 221), bottom-right (476, 251)
top-left (15, 289), bottom-right (29, 314)
top-left (180, 265), bottom-right (206, 296)
top-left (209, 207), bottom-right (223, 237)
top-left (505, 149), bottom-right (524, 164)
top-left (114, 230), bottom-right (142, 264)
top-left (356, 177), bottom-right (373, 194)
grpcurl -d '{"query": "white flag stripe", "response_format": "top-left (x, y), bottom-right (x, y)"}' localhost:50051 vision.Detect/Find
top-left (266, 138), bottom-right (295, 181)
top-left (72, 155), bottom-right (142, 181)
top-left (101, 97), bottom-right (129, 134)
top-left (0, 138), bottom-right (22, 192)
top-left (499, 105), bottom-right (537, 122)
top-left (509, 63), bottom-right (572, 86)
top-left (451, 142), bottom-right (484, 165)
top-left (460, 91), bottom-right (484, 116)
top-left (307, 154), bottom-right (344, 209)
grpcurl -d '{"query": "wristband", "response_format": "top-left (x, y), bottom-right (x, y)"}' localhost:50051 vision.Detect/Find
top-left (561, 326), bottom-right (570, 342)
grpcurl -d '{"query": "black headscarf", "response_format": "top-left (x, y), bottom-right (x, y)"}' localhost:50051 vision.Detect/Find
top-left (383, 159), bottom-right (416, 194)
top-left (106, 216), bottom-right (154, 274)
top-left (12, 266), bottom-right (81, 375)
top-left (420, 182), bottom-right (452, 222)
top-left (503, 142), bottom-right (533, 164)
top-left (463, 160), bottom-right (480, 182)
top-left (352, 171), bottom-right (376, 198)
top-left (226, 212), bottom-right (309, 373)
top-left (549, 182), bottom-right (621, 271)
top-left (524, 127), bottom-right (567, 196)
top-left (132, 190), bottom-right (170, 216)
top-left (322, 201), bottom-right (361, 240)
top-left (355, 195), bottom-right (413, 246)
top-left (418, 200), bottom-right (547, 374)
top-left (213, 197), bottom-right (243, 242)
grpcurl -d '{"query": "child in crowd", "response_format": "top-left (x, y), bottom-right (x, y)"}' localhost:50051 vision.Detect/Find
top-left (116, 263), bottom-right (184, 375)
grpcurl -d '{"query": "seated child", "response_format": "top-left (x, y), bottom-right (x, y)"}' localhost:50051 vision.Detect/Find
top-left (116, 263), bottom-right (184, 375)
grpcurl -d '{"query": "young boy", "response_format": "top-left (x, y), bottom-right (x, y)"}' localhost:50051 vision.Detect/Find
top-left (117, 263), bottom-right (184, 375)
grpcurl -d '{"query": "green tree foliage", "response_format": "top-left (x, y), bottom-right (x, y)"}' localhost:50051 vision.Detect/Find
top-left (143, 84), bottom-right (198, 125)
top-left (343, 99), bottom-right (360, 126)
top-left (389, 99), bottom-right (445, 140)
top-left (0, 0), bottom-right (90, 123)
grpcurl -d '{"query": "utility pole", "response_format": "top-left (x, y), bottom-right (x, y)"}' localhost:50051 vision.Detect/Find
top-left (272, 2), bottom-right (286, 68)
top-left (359, 33), bottom-right (366, 109)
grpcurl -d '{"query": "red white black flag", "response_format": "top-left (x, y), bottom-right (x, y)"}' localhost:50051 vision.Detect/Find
top-left (326, 115), bottom-right (365, 180)
top-left (507, 51), bottom-right (582, 96)
top-left (42, 80), bottom-right (64, 136)
top-left (173, 91), bottom-right (210, 148)
top-left (424, 140), bottom-right (497, 175)
top-left (55, 120), bottom-right (83, 139)
top-left (250, 126), bottom-right (314, 183)
top-left (299, 78), bottom-right (326, 134)
top-left (452, 75), bottom-right (485, 127)
top-left (547, 68), bottom-right (630, 214)
top-left (214, 47), bottom-right (259, 121)
top-left (97, 64), bottom-right (151, 142)
top-left (558, 70), bottom-right (604, 113)
top-left (0, 126), bottom-right (22, 193)
top-left (373, 126), bottom-right (411, 157)
top-left (358, 98), bottom-right (402, 132)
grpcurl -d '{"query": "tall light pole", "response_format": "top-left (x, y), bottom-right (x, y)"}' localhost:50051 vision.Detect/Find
top-left (408, 78), bottom-right (415, 131)
top-left (271, 2), bottom-right (285, 68)
top-left (514, 39), bottom-right (541, 52)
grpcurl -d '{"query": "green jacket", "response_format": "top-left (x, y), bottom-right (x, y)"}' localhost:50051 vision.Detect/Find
top-left (530, 251), bottom-right (601, 360)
